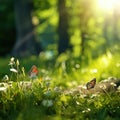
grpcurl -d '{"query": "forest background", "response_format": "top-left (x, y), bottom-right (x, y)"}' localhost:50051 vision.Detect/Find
top-left (0, 0), bottom-right (120, 80)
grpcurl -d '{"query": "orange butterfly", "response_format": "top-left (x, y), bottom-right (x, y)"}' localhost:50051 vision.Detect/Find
top-left (28, 65), bottom-right (39, 78)
top-left (86, 78), bottom-right (96, 90)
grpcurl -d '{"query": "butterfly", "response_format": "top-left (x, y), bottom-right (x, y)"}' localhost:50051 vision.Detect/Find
top-left (28, 65), bottom-right (39, 78)
top-left (86, 78), bottom-right (96, 90)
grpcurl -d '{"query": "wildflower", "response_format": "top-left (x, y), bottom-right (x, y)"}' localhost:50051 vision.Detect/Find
top-left (117, 86), bottom-right (120, 91)
top-left (42, 99), bottom-right (53, 107)
top-left (81, 85), bottom-right (87, 90)
top-left (87, 108), bottom-right (91, 112)
top-left (8, 81), bottom-right (13, 87)
top-left (10, 68), bottom-right (18, 73)
top-left (110, 82), bottom-right (117, 87)
top-left (44, 90), bottom-right (51, 97)
top-left (76, 101), bottom-right (80, 105)
top-left (82, 110), bottom-right (85, 113)
top-left (44, 76), bottom-right (51, 81)
top-left (80, 94), bottom-right (87, 98)
top-left (82, 108), bottom-right (91, 113)
top-left (108, 77), bottom-right (115, 80)
top-left (0, 87), bottom-right (7, 92)
top-left (46, 82), bottom-right (50, 87)
top-left (16, 59), bottom-right (20, 66)
top-left (54, 87), bottom-right (61, 92)
top-left (8, 57), bottom-right (15, 66)
top-left (99, 84), bottom-right (106, 90)
top-left (21, 67), bottom-right (26, 77)
top-left (75, 64), bottom-right (80, 69)
top-left (2, 75), bottom-right (9, 82)
top-left (90, 93), bottom-right (98, 98)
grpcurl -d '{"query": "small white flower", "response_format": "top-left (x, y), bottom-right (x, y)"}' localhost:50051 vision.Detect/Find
top-left (90, 93), bottom-right (98, 98)
top-left (3, 75), bottom-right (9, 81)
top-left (82, 85), bottom-right (87, 90)
top-left (110, 82), bottom-right (117, 87)
top-left (11, 57), bottom-right (15, 61)
top-left (44, 76), bottom-right (51, 81)
top-left (46, 82), bottom-right (50, 87)
top-left (9, 57), bottom-right (15, 66)
top-left (82, 108), bottom-right (91, 113)
top-left (16, 59), bottom-right (20, 66)
top-left (80, 94), bottom-right (87, 98)
top-left (87, 108), bottom-right (91, 112)
top-left (99, 85), bottom-right (106, 89)
top-left (0, 87), bottom-right (7, 92)
top-left (44, 90), bottom-right (51, 97)
top-left (76, 101), bottom-right (80, 105)
top-left (75, 64), bottom-right (80, 69)
top-left (10, 68), bottom-right (18, 73)
top-left (82, 110), bottom-right (85, 113)
top-left (117, 86), bottom-right (120, 91)
top-left (54, 87), bottom-right (61, 92)
top-left (42, 100), bottom-right (53, 107)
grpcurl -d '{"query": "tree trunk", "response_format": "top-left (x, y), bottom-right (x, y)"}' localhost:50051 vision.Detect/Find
top-left (57, 0), bottom-right (71, 54)
top-left (12, 0), bottom-right (41, 57)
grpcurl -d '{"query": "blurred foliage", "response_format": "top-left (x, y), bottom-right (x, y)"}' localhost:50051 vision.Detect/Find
top-left (0, 0), bottom-right (15, 56)
top-left (0, 0), bottom-right (120, 59)
top-left (33, 0), bottom-right (58, 52)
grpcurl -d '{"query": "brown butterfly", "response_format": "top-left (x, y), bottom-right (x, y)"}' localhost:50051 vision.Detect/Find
top-left (86, 78), bottom-right (96, 90)
top-left (28, 65), bottom-right (39, 78)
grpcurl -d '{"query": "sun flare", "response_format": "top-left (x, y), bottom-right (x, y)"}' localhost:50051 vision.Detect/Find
top-left (97, 0), bottom-right (120, 12)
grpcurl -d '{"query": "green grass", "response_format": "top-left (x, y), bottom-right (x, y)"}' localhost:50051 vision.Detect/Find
top-left (0, 53), bottom-right (120, 120)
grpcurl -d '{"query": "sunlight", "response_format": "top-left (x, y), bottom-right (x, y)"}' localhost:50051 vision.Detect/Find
top-left (97, 0), bottom-right (120, 12)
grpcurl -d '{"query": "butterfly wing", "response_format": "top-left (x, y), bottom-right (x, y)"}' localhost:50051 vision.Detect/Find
top-left (86, 78), bottom-right (96, 90)
top-left (29, 65), bottom-right (39, 78)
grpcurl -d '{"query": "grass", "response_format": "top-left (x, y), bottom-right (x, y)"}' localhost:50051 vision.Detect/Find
top-left (0, 52), bottom-right (120, 120)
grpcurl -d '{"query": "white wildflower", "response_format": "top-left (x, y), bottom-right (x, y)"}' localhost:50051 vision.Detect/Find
top-left (90, 93), bottom-right (98, 98)
top-left (76, 101), bottom-right (80, 105)
top-left (99, 85), bottom-right (106, 89)
top-left (42, 100), bottom-right (53, 107)
top-left (3, 75), bottom-right (9, 81)
top-left (10, 68), bottom-right (18, 73)
top-left (9, 57), bottom-right (15, 66)
top-left (82, 108), bottom-right (91, 113)
top-left (44, 90), bottom-right (51, 97)
top-left (117, 86), bottom-right (120, 91)
top-left (0, 87), bottom-right (7, 92)
top-left (75, 64), bottom-right (80, 69)
top-left (110, 82), bottom-right (117, 87)
top-left (16, 59), bottom-right (20, 66)
top-left (54, 87), bottom-right (61, 92)
top-left (11, 57), bottom-right (15, 62)
top-left (87, 108), bottom-right (91, 112)
top-left (82, 110), bottom-right (85, 113)
top-left (44, 76), bottom-right (51, 81)
top-left (46, 82), bottom-right (50, 87)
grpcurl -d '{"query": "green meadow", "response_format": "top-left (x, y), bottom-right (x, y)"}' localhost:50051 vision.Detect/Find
top-left (0, 53), bottom-right (120, 120)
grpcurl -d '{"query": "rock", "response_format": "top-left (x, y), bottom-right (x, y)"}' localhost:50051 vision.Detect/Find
top-left (64, 77), bottom-right (120, 95)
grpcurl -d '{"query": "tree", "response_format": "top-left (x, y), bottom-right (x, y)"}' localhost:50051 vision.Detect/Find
top-left (12, 0), bottom-right (41, 57)
top-left (0, 0), bottom-right (15, 56)
top-left (57, 0), bottom-right (71, 54)
top-left (79, 0), bottom-right (94, 56)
